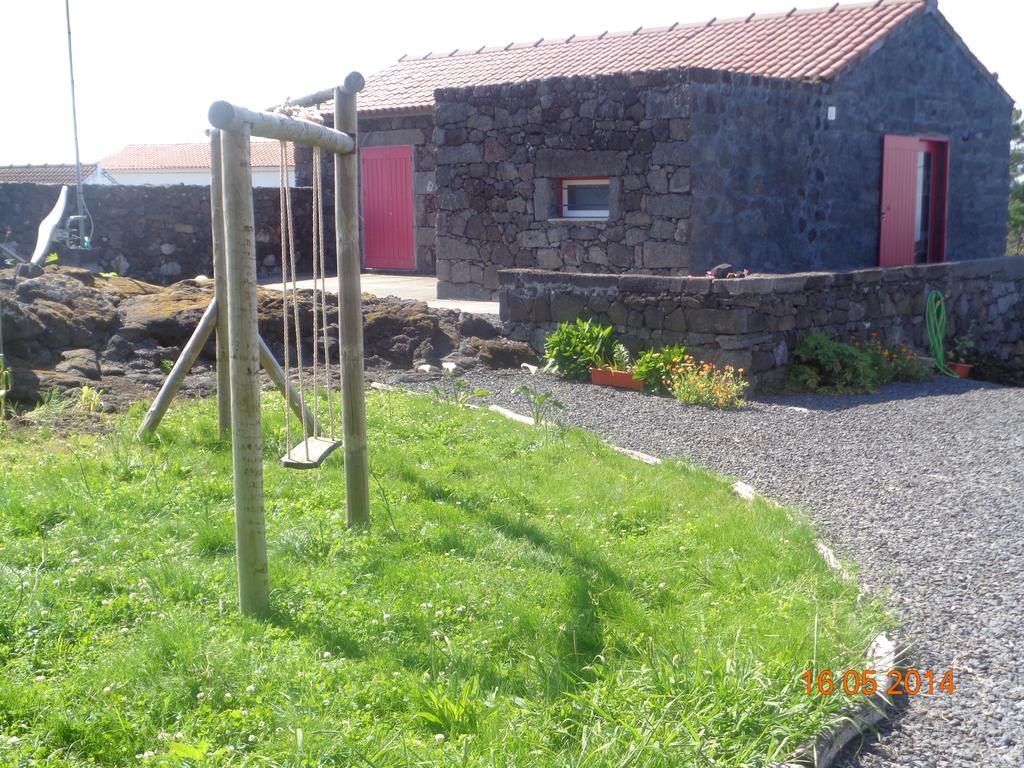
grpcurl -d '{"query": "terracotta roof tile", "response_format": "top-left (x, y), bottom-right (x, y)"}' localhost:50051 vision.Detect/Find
top-left (99, 141), bottom-right (294, 171)
top-left (0, 164), bottom-right (97, 185)
top-left (351, 0), bottom-right (926, 115)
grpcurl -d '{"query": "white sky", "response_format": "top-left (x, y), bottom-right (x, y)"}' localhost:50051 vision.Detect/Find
top-left (1, 0), bottom-right (1019, 165)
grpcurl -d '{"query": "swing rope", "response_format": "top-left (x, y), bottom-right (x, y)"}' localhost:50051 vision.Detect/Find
top-left (278, 135), bottom-right (341, 465)
top-left (279, 142), bottom-right (295, 454)
top-left (310, 154), bottom-right (322, 452)
top-left (312, 147), bottom-right (338, 439)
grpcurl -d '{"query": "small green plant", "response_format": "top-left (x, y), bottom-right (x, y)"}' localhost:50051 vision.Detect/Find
top-left (430, 364), bottom-right (490, 408)
top-left (78, 385), bottom-right (104, 414)
top-left (160, 358), bottom-right (176, 374)
top-left (543, 318), bottom-right (616, 380)
top-left (414, 675), bottom-right (482, 738)
top-left (45, 252), bottom-right (60, 265)
top-left (633, 344), bottom-right (688, 394)
top-left (20, 387), bottom-right (75, 426)
top-left (854, 334), bottom-right (933, 383)
top-left (608, 341), bottom-right (632, 371)
top-left (514, 383), bottom-right (566, 427)
top-left (947, 322), bottom-right (976, 364)
top-left (671, 357), bottom-right (749, 409)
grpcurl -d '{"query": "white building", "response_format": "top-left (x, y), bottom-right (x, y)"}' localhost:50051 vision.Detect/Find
top-left (0, 163), bottom-right (117, 185)
top-left (98, 141), bottom-right (295, 187)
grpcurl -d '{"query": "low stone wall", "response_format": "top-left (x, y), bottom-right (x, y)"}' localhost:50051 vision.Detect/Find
top-left (0, 183), bottom-right (316, 285)
top-left (500, 257), bottom-right (1024, 386)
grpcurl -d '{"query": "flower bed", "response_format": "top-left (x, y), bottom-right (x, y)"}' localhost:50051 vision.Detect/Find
top-left (543, 319), bottom-right (749, 409)
top-left (786, 331), bottom-right (934, 394)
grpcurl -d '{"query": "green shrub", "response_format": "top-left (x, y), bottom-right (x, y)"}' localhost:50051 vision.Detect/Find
top-left (633, 344), bottom-right (688, 394)
top-left (856, 336), bottom-right (933, 383)
top-left (786, 332), bottom-right (880, 393)
top-left (787, 332), bottom-right (932, 394)
top-left (543, 318), bottom-right (616, 380)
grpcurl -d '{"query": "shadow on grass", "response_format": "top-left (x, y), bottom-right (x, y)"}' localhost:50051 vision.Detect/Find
top-left (410, 471), bottom-right (628, 699)
top-left (267, 607), bottom-right (365, 659)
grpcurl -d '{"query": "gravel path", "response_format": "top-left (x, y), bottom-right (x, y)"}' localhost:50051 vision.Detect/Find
top-left (381, 368), bottom-right (1024, 766)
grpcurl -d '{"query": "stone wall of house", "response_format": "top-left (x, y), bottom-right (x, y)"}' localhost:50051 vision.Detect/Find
top-left (295, 111), bottom-right (437, 274)
top-left (820, 8), bottom-right (1012, 266)
top-left (684, 71), bottom-right (825, 273)
top-left (680, 11), bottom-right (1009, 273)
top-left (0, 182), bottom-right (316, 284)
top-left (433, 70), bottom-right (700, 300)
top-left (499, 257), bottom-right (1024, 387)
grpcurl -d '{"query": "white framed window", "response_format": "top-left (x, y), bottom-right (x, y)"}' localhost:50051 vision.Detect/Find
top-left (561, 178), bottom-right (610, 218)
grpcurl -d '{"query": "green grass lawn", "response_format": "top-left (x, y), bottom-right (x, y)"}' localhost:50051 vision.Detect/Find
top-left (0, 391), bottom-right (886, 767)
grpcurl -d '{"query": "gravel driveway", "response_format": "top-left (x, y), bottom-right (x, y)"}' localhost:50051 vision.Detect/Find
top-left (382, 369), bottom-right (1024, 767)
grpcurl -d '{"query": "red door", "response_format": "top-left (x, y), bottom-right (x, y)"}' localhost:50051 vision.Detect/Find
top-left (879, 135), bottom-right (948, 266)
top-left (361, 145), bottom-right (415, 270)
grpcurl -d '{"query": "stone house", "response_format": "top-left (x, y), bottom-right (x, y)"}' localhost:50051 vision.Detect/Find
top-left (297, 0), bottom-right (1013, 299)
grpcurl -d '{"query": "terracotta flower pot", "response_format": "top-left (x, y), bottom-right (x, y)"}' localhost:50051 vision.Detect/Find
top-left (590, 367), bottom-right (645, 390)
top-left (949, 362), bottom-right (972, 379)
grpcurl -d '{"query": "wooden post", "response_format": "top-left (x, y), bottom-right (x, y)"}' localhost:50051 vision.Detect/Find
top-left (335, 73), bottom-right (371, 529)
top-left (222, 126), bottom-right (270, 616)
top-left (136, 297), bottom-right (219, 439)
top-left (210, 129), bottom-right (231, 440)
top-left (209, 101), bottom-right (354, 154)
top-left (257, 335), bottom-right (319, 436)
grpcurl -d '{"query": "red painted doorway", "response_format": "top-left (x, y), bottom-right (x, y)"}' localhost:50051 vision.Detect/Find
top-left (361, 145), bottom-right (415, 270)
top-left (879, 135), bottom-right (949, 267)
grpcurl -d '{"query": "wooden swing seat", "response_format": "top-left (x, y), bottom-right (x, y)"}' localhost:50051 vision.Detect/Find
top-left (280, 436), bottom-right (343, 469)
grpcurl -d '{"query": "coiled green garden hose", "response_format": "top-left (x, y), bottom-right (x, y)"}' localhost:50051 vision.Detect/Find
top-left (926, 290), bottom-right (959, 377)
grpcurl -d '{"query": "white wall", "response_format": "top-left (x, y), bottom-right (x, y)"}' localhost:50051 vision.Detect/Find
top-left (82, 166), bottom-right (119, 185)
top-left (103, 168), bottom-right (295, 187)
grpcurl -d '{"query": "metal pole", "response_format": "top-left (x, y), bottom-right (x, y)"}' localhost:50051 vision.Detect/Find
top-left (222, 126), bottom-right (270, 616)
top-left (64, 0), bottom-right (85, 222)
top-left (210, 129), bottom-right (231, 440)
top-left (334, 73), bottom-right (371, 529)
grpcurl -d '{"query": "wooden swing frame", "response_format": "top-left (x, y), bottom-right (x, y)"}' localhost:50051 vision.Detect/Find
top-left (137, 72), bottom-right (371, 616)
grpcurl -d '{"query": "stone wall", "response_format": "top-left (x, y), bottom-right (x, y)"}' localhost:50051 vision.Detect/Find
top-left (499, 257), bottom-right (1024, 387)
top-left (433, 70), bottom-right (698, 300)
top-left (0, 183), bottom-right (316, 285)
top-left (295, 111), bottom-right (437, 274)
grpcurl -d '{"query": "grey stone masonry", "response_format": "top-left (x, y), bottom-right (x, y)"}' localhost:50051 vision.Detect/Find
top-left (827, 10), bottom-right (1012, 266)
top-left (499, 257), bottom-right (1024, 388)
top-left (433, 70), bottom-right (699, 300)
top-left (0, 182), bottom-right (316, 285)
